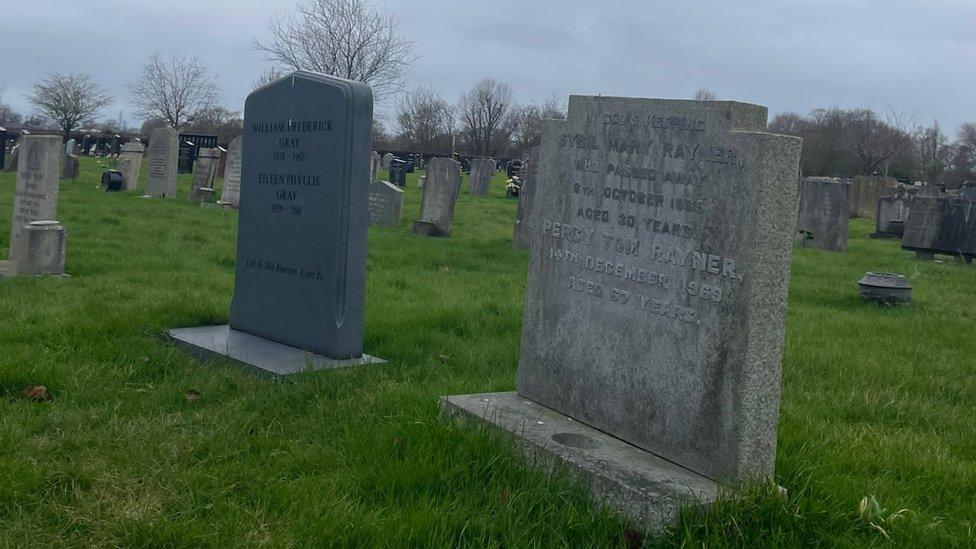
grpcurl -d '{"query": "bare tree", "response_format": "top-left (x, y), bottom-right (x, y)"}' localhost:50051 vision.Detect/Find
top-left (457, 78), bottom-right (514, 157)
top-left (0, 88), bottom-right (22, 127)
top-left (395, 86), bottom-right (453, 154)
top-left (252, 0), bottom-right (415, 102)
top-left (252, 66), bottom-right (285, 90)
top-left (26, 73), bottom-right (112, 137)
top-left (912, 121), bottom-right (951, 183)
top-left (693, 88), bottom-right (718, 101)
top-left (956, 123), bottom-right (976, 180)
top-left (843, 108), bottom-right (912, 175)
top-left (130, 54), bottom-right (220, 129)
top-left (509, 93), bottom-right (566, 155)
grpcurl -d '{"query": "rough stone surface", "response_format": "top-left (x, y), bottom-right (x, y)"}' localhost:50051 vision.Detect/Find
top-left (168, 325), bottom-right (383, 377)
top-left (413, 157), bottom-right (461, 237)
top-left (145, 127), bottom-right (179, 198)
top-left (468, 157), bottom-right (495, 195)
top-left (229, 71), bottom-right (373, 360)
top-left (514, 147), bottom-right (540, 251)
top-left (872, 188), bottom-right (911, 239)
top-left (850, 175), bottom-right (898, 218)
top-left (441, 392), bottom-right (719, 531)
top-left (368, 180), bottom-right (404, 226)
top-left (117, 142), bottom-right (145, 191)
top-left (9, 135), bottom-right (61, 266)
top-left (219, 136), bottom-right (243, 207)
top-left (61, 155), bottom-right (79, 181)
top-left (15, 221), bottom-right (66, 275)
top-left (189, 147), bottom-right (221, 201)
top-left (901, 196), bottom-right (976, 260)
top-left (795, 177), bottom-right (849, 251)
top-left (516, 96), bottom-right (801, 481)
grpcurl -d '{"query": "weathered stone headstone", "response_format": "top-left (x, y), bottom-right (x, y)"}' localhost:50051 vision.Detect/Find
top-left (369, 151), bottom-right (381, 182)
top-left (145, 127), bottom-right (179, 198)
top-left (14, 221), bottom-right (66, 275)
top-left (513, 146), bottom-right (540, 250)
top-left (901, 197), bottom-right (976, 261)
top-left (468, 157), bottom-right (495, 195)
top-left (5, 135), bottom-right (61, 268)
top-left (389, 158), bottom-right (407, 187)
top-left (442, 96), bottom-right (802, 528)
top-left (65, 139), bottom-right (76, 156)
top-left (219, 136), bottom-right (243, 207)
top-left (850, 175), bottom-right (898, 218)
top-left (795, 177), bottom-right (849, 251)
top-left (381, 152), bottom-right (394, 170)
top-left (4, 143), bottom-right (19, 172)
top-left (189, 147), bottom-right (221, 201)
top-left (368, 180), bottom-right (404, 226)
top-left (871, 187), bottom-right (912, 239)
top-left (413, 157), bottom-right (461, 237)
top-left (169, 70), bottom-right (382, 375)
top-left (61, 155), bottom-right (79, 181)
top-left (117, 142), bottom-right (145, 190)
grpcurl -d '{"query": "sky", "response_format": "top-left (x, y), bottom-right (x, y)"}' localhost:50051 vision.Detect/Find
top-left (1, 0), bottom-right (974, 133)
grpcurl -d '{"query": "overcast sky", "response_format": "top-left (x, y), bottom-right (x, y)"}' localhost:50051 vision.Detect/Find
top-left (2, 0), bottom-right (974, 132)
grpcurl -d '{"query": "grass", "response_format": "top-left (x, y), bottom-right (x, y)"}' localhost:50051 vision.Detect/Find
top-left (0, 157), bottom-right (974, 547)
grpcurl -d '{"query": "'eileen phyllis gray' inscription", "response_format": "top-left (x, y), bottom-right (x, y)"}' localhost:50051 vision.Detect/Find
top-left (230, 71), bottom-right (373, 359)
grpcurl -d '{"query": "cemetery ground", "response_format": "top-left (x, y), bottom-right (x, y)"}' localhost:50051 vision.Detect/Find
top-left (0, 159), bottom-right (974, 547)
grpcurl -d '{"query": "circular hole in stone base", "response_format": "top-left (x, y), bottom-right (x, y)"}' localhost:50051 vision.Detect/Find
top-left (551, 432), bottom-right (600, 450)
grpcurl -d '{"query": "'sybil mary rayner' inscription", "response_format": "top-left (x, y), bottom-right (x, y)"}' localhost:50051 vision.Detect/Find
top-left (518, 97), bottom-right (802, 481)
top-left (230, 71), bottom-right (372, 359)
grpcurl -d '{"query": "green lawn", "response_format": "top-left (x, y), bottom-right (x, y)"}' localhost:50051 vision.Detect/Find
top-left (0, 157), bottom-right (974, 547)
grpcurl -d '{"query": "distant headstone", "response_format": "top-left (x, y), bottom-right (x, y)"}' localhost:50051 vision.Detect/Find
top-left (381, 152), bottom-right (394, 170)
top-left (413, 157), bottom-right (461, 237)
top-left (850, 175), bottom-right (898, 218)
top-left (6, 135), bottom-right (61, 268)
top-left (189, 147), bottom-right (221, 201)
top-left (370, 151), bottom-right (381, 182)
top-left (145, 127), bottom-right (179, 198)
top-left (513, 146), bottom-right (540, 250)
top-left (795, 177), bottom-right (849, 251)
top-left (368, 180), bottom-right (404, 226)
top-left (169, 70), bottom-right (382, 375)
top-left (4, 144), bottom-right (19, 172)
top-left (442, 96), bottom-right (802, 528)
top-left (61, 155), bottom-right (79, 181)
top-left (117, 142), bottom-right (145, 190)
top-left (871, 187), bottom-right (912, 239)
top-left (468, 157), bottom-right (495, 195)
top-left (389, 158), bottom-right (407, 187)
top-left (65, 139), bottom-right (76, 156)
top-left (901, 196), bottom-right (976, 261)
top-left (219, 136), bottom-right (243, 207)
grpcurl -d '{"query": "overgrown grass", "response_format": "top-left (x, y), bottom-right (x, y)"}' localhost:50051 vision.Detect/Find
top-left (0, 157), bottom-right (974, 546)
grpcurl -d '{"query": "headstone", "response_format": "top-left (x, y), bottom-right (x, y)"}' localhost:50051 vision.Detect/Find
top-left (219, 136), bottom-right (243, 207)
top-left (850, 175), bottom-right (898, 218)
top-left (871, 187), bottom-right (911, 239)
top-left (61, 155), bottom-right (79, 181)
top-left (145, 127), bottom-right (179, 198)
top-left (795, 177), bottom-right (849, 251)
top-left (441, 96), bottom-right (802, 529)
top-left (418, 174), bottom-right (426, 188)
top-left (4, 144), bottom-right (19, 172)
top-left (65, 139), bottom-right (76, 156)
top-left (901, 197), bottom-right (976, 261)
top-left (368, 180), bottom-right (404, 226)
top-left (468, 157), bottom-right (495, 195)
top-left (6, 135), bottom-right (61, 267)
top-left (14, 221), bottom-right (66, 276)
top-left (189, 147), bottom-right (221, 201)
top-left (389, 158), bottom-right (407, 187)
top-left (370, 151), bottom-right (381, 182)
top-left (413, 157), bottom-right (461, 237)
top-left (381, 152), bottom-right (394, 170)
top-left (117, 142), bottom-right (145, 190)
top-left (513, 146), bottom-right (540, 250)
top-left (169, 70), bottom-right (382, 375)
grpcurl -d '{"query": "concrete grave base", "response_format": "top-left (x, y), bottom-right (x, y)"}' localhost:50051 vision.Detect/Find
top-left (0, 259), bottom-right (70, 278)
top-left (169, 324), bottom-right (384, 377)
top-left (412, 221), bottom-right (450, 237)
top-left (440, 391), bottom-right (720, 532)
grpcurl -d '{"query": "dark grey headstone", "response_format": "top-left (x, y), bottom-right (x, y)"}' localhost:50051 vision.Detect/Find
top-left (795, 177), bottom-right (849, 251)
top-left (368, 180), bottom-right (404, 226)
top-left (513, 146), bottom-right (540, 250)
top-left (468, 157), bottom-right (495, 195)
top-left (61, 155), bottom-right (79, 181)
top-left (872, 191), bottom-right (911, 239)
top-left (413, 157), bottom-right (461, 237)
top-left (189, 147), bottom-right (221, 201)
top-left (389, 159), bottom-right (406, 187)
top-left (901, 197), bottom-right (976, 260)
top-left (229, 71), bottom-right (373, 359)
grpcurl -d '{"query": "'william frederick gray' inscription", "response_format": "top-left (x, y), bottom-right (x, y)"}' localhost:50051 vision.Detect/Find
top-left (230, 71), bottom-right (372, 359)
top-left (518, 97), bottom-right (801, 481)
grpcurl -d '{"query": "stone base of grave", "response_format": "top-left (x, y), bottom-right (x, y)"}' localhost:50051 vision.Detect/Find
top-left (412, 221), bottom-right (449, 237)
top-left (439, 391), bottom-right (720, 531)
top-left (0, 259), bottom-right (70, 278)
top-left (869, 232), bottom-right (901, 239)
top-left (169, 324), bottom-right (384, 377)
